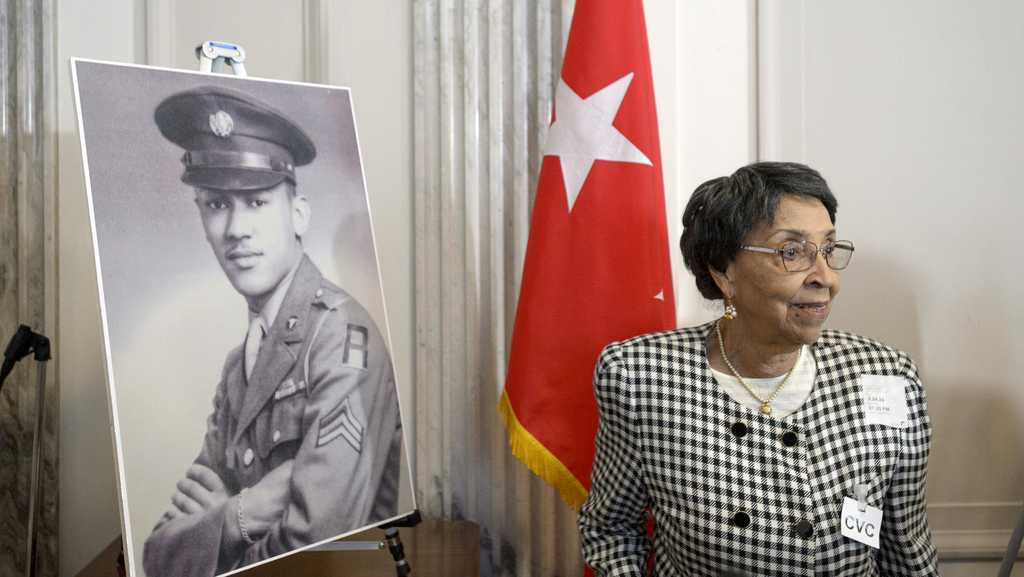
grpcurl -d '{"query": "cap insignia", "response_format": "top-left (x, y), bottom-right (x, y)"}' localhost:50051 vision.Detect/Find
top-left (209, 110), bottom-right (234, 138)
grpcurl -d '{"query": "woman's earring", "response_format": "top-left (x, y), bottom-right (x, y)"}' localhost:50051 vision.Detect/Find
top-left (723, 300), bottom-right (737, 320)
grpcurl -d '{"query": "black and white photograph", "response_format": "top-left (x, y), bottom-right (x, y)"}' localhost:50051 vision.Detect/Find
top-left (70, 59), bottom-right (414, 577)
top-left (4, 3), bottom-right (1024, 577)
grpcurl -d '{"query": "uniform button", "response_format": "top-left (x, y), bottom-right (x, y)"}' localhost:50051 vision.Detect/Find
top-left (315, 288), bottom-right (324, 299)
top-left (272, 430), bottom-right (281, 443)
top-left (794, 519), bottom-right (814, 539)
top-left (732, 511), bottom-right (751, 528)
top-left (782, 431), bottom-right (799, 447)
top-left (243, 448), bottom-right (254, 466)
top-left (730, 422), bottom-right (748, 438)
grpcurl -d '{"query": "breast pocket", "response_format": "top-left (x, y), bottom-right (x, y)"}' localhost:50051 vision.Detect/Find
top-left (257, 394), bottom-right (306, 466)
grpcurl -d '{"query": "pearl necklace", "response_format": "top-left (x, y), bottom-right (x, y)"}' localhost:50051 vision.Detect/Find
top-left (715, 320), bottom-right (799, 416)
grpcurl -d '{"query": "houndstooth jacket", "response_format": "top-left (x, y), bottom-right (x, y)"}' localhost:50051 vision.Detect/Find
top-left (579, 322), bottom-right (938, 577)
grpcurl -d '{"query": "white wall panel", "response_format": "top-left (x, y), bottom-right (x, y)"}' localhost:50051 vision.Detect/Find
top-left (164, 0), bottom-right (304, 81)
top-left (57, 2), bottom-right (144, 574)
top-left (674, 0), bottom-right (758, 326)
top-left (759, 0), bottom-right (1024, 560)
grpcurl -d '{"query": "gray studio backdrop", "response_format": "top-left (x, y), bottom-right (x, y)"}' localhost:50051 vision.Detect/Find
top-left (72, 59), bottom-right (414, 575)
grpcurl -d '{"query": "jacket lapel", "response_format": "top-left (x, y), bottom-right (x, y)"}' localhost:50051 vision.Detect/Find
top-left (233, 255), bottom-right (321, 443)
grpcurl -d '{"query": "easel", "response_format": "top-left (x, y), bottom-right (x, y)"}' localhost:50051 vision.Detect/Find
top-left (193, 40), bottom-right (421, 576)
top-left (312, 510), bottom-right (423, 577)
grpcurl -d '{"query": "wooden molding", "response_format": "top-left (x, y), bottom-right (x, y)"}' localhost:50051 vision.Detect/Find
top-left (930, 501), bottom-right (1023, 558)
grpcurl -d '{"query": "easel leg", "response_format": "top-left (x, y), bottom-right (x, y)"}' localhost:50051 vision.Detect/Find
top-left (384, 528), bottom-right (411, 576)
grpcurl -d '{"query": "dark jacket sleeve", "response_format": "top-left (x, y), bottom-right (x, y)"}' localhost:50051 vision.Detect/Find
top-left (142, 356), bottom-right (236, 577)
top-left (578, 343), bottom-right (650, 577)
top-left (877, 353), bottom-right (939, 576)
top-left (240, 302), bottom-right (401, 564)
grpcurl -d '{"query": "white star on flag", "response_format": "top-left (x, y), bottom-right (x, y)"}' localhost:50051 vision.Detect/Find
top-left (543, 72), bottom-right (653, 212)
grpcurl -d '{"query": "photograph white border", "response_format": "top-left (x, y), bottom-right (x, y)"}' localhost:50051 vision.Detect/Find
top-left (70, 57), bottom-right (418, 577)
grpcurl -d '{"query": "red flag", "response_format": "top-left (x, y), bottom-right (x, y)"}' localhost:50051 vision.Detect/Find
top-left (499, 0), bottom-right (676, 509)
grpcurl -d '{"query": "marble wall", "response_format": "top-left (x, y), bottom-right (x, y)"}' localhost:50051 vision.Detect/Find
top-left (412, 1), bottom-right (582, 575)
top-left (0, 0), bottom-right (59, 575)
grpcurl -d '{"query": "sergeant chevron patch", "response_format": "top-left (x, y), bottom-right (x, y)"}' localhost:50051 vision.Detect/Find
top-left (317, 397), bottom-right (364, 452)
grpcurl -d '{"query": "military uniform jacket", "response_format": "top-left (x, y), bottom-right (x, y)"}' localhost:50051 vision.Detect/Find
top-left (579, 322), bottom-right (938, 577)
top-left (143, 256), bottom-right (402, 577)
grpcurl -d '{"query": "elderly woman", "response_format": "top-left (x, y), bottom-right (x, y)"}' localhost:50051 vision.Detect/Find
top-left (579, 162), bottom-right (937, 576)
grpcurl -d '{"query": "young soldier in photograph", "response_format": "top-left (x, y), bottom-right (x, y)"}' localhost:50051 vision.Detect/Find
top-left (142, 86), bottom-right (402, 577)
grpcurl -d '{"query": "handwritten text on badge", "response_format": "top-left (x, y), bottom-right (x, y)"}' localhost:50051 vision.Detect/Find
top-left (860, 375), bottom-right (908, 428)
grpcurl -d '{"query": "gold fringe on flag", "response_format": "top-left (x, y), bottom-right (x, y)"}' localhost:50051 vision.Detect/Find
top-left (498, 390), bottom-right (588, 510)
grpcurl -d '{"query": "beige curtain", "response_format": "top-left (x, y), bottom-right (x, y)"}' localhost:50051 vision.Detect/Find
top-left (0, 0), bottom-right (58, 575)
top-left (413, 1), bottom-right (586, 575)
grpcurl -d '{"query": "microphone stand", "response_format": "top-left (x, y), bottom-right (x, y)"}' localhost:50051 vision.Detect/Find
top-left (1, 325), bottom-right (52, 577)
top-left (379, 509), bottom-right (422, 577)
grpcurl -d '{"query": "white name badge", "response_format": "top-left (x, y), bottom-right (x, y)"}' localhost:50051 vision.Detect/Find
top-left (841, 496), bottom-right (883, 549)
top-left (860, 375), bottom-right (908, 428)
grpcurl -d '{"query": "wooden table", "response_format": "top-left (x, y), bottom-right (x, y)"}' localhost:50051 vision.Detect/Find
top-left (76, 519), bottom-right (480, 577)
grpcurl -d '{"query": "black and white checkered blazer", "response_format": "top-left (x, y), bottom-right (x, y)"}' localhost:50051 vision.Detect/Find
top-left (579, 321), bottom-right (938, 576)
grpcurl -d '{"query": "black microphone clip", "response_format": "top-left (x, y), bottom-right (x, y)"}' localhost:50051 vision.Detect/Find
top-left (0, 324), bottom-right (51, 392)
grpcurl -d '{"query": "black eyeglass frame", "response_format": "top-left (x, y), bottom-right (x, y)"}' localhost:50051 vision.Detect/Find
top-left (740, 239), bottom-right (855, 272)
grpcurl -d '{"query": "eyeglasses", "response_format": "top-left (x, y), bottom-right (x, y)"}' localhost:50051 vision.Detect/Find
top-left (740, 239), bottom-right (855, 272)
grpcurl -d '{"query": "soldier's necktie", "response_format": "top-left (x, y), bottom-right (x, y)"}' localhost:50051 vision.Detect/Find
top-left (244, 316), bottom-right (266, 382)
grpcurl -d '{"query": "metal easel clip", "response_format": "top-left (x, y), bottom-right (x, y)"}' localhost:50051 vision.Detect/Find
top-left (195, 40), bottom-right (247, 76)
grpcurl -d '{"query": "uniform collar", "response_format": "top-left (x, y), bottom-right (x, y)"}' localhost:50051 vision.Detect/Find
top-left (249, 253), bottom-right (303, 330)
top-left (233, 254), bottom-right (323, 444)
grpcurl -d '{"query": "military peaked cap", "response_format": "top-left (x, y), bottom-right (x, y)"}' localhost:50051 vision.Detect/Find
top-left (154, 85), bottom-right (316, 191)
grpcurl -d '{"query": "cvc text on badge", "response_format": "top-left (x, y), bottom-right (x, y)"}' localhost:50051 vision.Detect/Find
top-left (844, 515), bottom-right (876, 537)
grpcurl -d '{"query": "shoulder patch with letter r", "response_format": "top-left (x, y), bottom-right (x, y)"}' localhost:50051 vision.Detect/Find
top-left (343, 323), bottom-right (369, 369)
top-left (318, 397), bottom-right (364, 452)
